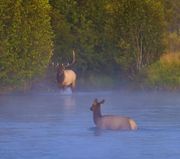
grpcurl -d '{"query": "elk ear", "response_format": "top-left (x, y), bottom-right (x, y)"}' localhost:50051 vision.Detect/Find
top-left (56, 63), bottom-right (59, 68)
top-left (99, 99), bottom-right (105, 104)
top-left (61, 63), bottom-right (65, 69)
top-left (94, 98), bottom-right (98, 104)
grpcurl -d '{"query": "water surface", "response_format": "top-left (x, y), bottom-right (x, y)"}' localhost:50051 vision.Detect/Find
top-left (0, 90), bottom-right (180, 159)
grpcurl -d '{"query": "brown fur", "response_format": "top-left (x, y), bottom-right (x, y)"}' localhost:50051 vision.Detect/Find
top-left (57, 65), bottom-right (76, 90)
top-left (56, 50), bottom-right (76, 90)
top-left (90, 99), bottom-right (138, 131)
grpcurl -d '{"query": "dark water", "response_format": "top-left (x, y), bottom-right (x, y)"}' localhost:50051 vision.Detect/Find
top-left (0, 90), bottom-right (180, 159)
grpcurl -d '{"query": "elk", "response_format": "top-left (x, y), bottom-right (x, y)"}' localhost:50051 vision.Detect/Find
top-left (90, 99), bottom-right (138, 131)
top-left (56, 50), bottom-right (76, 90)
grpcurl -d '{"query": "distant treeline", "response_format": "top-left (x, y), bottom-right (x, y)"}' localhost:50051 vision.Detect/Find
top-left (0, 0), bottom-right (180, 92)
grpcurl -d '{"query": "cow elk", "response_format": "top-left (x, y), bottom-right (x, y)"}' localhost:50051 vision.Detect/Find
top-left (56, 50), bottom-right (76, 91)
top-left (90, 99), bottom-right (138, 131)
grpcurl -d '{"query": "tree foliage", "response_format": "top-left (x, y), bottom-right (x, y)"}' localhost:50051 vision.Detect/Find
top-left (0, 0), bottom-right (179, 91)
top-left (50, 0), bottom-right (167, 76)
top-left (144, 52), bottom-right (180, 90)
top-left (164, 0), bottom-right (180, 35)
top-left (109, 0), bottom-right (165, 75)
top-left (50, 0), bottom-right (115, 74)
top-left (0, 0), bottom-right (53, 88)
top-left (164, 0), bottom-right (180, 53)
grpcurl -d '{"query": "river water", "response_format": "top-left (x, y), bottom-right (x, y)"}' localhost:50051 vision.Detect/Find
top-left (0, 90), bottom-right (180, 159)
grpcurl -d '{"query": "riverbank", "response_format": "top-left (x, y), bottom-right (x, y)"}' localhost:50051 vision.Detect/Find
top-left (1, 73), bottom-right (180, 95)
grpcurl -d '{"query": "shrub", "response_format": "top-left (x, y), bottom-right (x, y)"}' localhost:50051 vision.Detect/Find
top-left (144, 52), bottom-right (180, 90)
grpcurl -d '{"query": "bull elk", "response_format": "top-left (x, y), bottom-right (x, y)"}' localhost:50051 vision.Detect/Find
top-left (56, 50), bottom-right (76, 90)
top-left (90, 99), bottom-right (138, 131)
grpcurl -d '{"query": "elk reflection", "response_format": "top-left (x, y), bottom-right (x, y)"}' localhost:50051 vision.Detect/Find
top-left (89, 127), bottom-right (103, 136)
top-left (62, 95), bottom-right (76, 110)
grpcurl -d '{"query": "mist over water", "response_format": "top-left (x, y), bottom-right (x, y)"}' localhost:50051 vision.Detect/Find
top-left (0, 89), bottom-right (180, 159)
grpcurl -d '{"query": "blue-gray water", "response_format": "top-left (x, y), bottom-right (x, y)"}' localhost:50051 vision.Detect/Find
top-left (0, 90), bottom-right (180, 159)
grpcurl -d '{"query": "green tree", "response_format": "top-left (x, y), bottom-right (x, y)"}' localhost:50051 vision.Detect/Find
top-left (164, 0), bottom-right (180, 52)
top-left (49, 0), bottom-right (76, 63)
top-left (50, 0), bottom-right (117, 74)
top-left (49, 0), bottom-right (168, 81)
top-left (143, 52), bottom-right (180, 90)
top-left (164, 0), bottom-right (180, 35)
top-left (109, 0), bottom-right (166, 76)
top-left (0, 0), bottom-right (53, 90)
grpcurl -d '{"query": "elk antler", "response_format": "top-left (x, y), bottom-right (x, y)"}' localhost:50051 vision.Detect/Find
top-left (64, 50), bottom-right (76, 68)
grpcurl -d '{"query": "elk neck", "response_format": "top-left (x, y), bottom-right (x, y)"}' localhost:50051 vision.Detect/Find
top-left (93, 106), bottom-right (102, 125)
top-left (57, 69), bottom-right (65, 84)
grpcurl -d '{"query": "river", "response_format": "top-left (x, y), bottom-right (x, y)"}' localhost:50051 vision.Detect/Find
top-left (0, 90), bottom-right (180, 159)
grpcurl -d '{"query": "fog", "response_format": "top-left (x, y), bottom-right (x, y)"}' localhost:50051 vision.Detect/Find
top-left (0, 89), bottom-right (180, 159)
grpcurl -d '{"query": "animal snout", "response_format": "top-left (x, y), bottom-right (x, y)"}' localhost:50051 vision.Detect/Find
top-left (90, 106), bottom-right (93, 111)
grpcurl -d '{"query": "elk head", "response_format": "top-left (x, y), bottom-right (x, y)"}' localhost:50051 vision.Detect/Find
top-left (56, 50), bottom-right (76, 82)
top-left (90, 99), bottom-right (105, 111)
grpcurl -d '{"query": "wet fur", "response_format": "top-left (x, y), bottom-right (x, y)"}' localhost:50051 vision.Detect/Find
top-left (90, 99), bottom-right (138, 131)
top-left (57, 66), bottom-right (76, 90)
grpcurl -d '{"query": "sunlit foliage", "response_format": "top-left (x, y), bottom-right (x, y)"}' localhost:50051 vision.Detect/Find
top-left (144, 53), bottom-right (180, 90)
top-left (110, 0), bottom-right (166, 75)
top-left (0, 0), bottom-right (53, 90)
